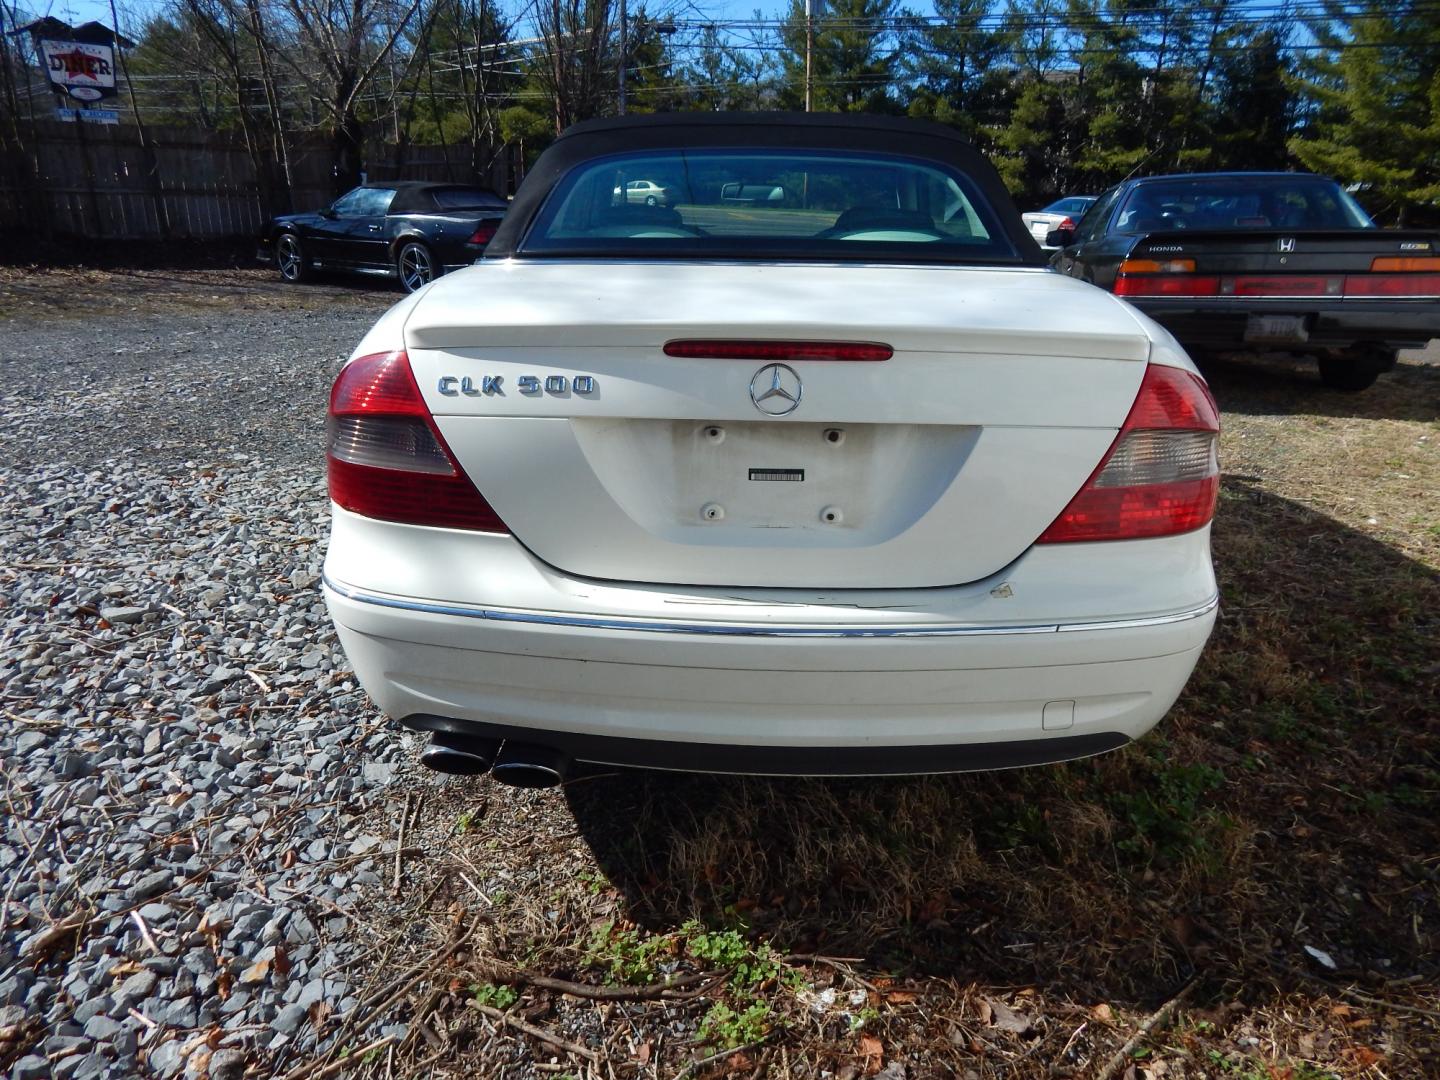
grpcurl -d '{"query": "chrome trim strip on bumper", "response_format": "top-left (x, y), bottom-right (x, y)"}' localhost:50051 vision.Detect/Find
top-left (323, 576), bottom-right (1219, 639)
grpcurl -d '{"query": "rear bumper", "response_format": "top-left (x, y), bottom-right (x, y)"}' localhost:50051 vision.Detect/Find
top-left (1131, 300), bottom-right (1440, 351)
top-left (322, 510), bottom-right (1218, 775)
top-left (398, 714), bottom-right (1131, 775)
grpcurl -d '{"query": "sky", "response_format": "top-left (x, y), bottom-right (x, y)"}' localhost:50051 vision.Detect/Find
top-left (23, 0), bottom-right (798, 38)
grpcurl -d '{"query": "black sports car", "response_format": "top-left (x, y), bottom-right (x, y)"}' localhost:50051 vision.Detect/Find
top-left (257, 182), bottom-right (509, 292)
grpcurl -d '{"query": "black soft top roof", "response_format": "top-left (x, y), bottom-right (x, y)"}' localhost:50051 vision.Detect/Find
top-left (485, 112), bottom-right (1041, 262)
top-left (376, 182), bottom-right (506, 215)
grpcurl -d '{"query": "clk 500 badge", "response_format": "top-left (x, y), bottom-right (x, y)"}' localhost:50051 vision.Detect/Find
top-left (437, 375), bottom-right (596, 396)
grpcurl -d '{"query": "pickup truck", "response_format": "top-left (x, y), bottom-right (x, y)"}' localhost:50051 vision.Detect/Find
top-left (1047, 172), bottom-right (1440, 390)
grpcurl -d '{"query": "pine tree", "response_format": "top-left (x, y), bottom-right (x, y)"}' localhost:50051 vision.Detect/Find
top-left (1290, 0), bottom-right (1440, 224)
top-left (778, 0), bottom-right (901, 113)
top-left (903, 0), bottom-right (1015, 142)
top-left (1210, 26), bottom-right (1294, 171)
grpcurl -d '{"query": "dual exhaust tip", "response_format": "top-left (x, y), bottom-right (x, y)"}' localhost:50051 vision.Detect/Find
top-left (418, 730), bottom-right (570, 788)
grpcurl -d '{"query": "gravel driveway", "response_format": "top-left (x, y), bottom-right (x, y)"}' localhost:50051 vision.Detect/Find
top-left (0, 296), bottom-right (414, 1079)
top-left (4, 275), bottom-right (1437, 1080)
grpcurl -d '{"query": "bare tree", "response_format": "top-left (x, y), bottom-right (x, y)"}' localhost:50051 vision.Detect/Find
top-left (530, 0), bottom-right (615, 134)
top-left (264, 0), bottom-right (427, 192)
top-left (0, 0), bottom-right (45, 236)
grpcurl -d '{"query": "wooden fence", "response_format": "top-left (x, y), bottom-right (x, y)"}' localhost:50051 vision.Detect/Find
top-left (0, 121), bottom-right (515, 241)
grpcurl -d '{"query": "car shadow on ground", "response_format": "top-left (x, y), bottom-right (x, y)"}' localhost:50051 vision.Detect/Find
top-left (564, 479), bottom-right (1439, 1020)
top-left (1198, 348), bottom-right (1440, 421)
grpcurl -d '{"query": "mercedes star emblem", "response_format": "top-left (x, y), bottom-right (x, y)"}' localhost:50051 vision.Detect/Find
top-left (749, 363), bottom-right (803, 416)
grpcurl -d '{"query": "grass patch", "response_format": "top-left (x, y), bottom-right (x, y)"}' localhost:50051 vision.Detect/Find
top-left (368, 353), bottom-right (1440, 1077)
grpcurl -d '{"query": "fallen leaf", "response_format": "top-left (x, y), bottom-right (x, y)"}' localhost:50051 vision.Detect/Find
top-left (1092, 1003), bottom-right (1114, 1022)
top-left (215, 970), bottom-right (232, 1001)
top-left (634, 1040), bottom-right (652, 1064)
top-left (886, 989), bottom-right (919, 1005)
top-left (23, 912), bottom-right (87, 962)
top-left (307, 1001), bottom-right (332, 1028)
top-left (239, 958), bottom-right (271, 985)
top-left (273, 945), bottom-right (291, 977)
top-left (975, 998), bottom-right (993, 1025)
top-left (984, 997), bottom-right (1035, 1036)
top-left (857, 1034), bottom-right (884, 1075)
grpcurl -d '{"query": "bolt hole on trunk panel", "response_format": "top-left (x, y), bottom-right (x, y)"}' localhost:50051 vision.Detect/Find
top-left (580, 419), bottom-right (975, 543)
top-left (434, 415), bottom-right (1119, 588)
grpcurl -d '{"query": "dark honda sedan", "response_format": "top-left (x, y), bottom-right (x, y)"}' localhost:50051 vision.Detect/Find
top-left (257, 182), bottom-right (508, 292)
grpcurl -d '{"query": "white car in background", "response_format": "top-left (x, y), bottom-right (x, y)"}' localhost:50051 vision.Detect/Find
top-left (1023, 195), bottom-right (1097, 248)
top-left (322, 114), bottom-right (1218, 788)
top-left (614, 178), bottom-right (669, 206)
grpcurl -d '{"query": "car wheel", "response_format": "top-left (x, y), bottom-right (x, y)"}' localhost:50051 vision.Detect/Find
top-left (645, 195), bottom-right (657, 206)
top-left (396, 241), bottom-right (439, 293)
top-left (275, 233), bottom-right (309, 283)
top-left (1317, 351), bottom-right (1388, 392)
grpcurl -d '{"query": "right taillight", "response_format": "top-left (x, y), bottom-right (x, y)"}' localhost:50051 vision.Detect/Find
top-left (1037, 364), bottom-right (1219, 543)
top-left (327, 351), bottom-right (509, 532)
top-left (468, 220), bottom-right (499, 246)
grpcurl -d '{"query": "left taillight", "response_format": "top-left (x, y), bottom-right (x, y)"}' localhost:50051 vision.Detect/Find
top-left (326, 350), bottom-right (509, 532)
top-left (1113, 257), bottom-right (1221, 298)
top-left (1037, 364), bottom-right (1219, 544)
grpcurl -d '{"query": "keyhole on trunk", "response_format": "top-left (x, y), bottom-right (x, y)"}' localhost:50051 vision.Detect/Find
top-left (704, 425), bottom-right (725, 444)
top-left (824, 428), bottom-right (844, 445)
top-left (701, 503), bottom-right (725, 521)
top-left (820, 506), bottom-right (843, 524)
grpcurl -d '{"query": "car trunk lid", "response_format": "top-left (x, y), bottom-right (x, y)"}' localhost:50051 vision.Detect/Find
top-left (402, 261), bottom-right (1153, 589)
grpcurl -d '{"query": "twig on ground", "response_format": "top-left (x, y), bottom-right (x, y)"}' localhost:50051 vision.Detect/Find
top-left (129, 910), bottom-right (162, 955)
top-left (675, 1038), bottom-right (768, 1080)
top-left (1293, 970), bottom-right (1440, 1021)
top-left (463, 965), bottom-right (720, 1003)
top-left (396, 987), bottom-right (444, 1054)
top-left (392, 792), bottom-right (411, 897)
top-left (1095, 979), bottom-right (1197, 1080)
top-left (282, 1035), bottom-right (397, 1080)
top-left (1059, 1020), bottom-right (1088, 1060)
top-left (784, 954), bottom-right (882, 995)
top-left (471, 1001), bottom-right (600, 1064)
top-left (301, 918), bottom-right (480, 1077)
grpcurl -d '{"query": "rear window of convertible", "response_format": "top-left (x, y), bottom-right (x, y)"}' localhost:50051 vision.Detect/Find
top-left (518, 148), bottom-right (1018, 263)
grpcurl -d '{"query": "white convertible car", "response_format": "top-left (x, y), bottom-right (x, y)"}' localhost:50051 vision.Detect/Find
top-left (322, 113), bottom-right (1219, 787)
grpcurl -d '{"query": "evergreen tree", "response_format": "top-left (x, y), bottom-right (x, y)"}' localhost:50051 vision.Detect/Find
top-left (990, 0), bottom-right (1071, 201)
top-left (903, 0), bottom-right (1015, 142)
top-left (1066, 0), bottom-right (1149, 187)
top-left (681, 23), bottom-right (780, 111)
top-left (1290, 0), bottom-right (1440, 224)
top-left (778, 0), bottom-right (901, 113)
top-left (1210, 25), bottom-right (1294, 171)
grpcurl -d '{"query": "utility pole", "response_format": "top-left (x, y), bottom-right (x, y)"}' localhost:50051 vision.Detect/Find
top-left (804, 0), bottom-right (812, 112)
top-left (618, 0), bottom-right (627, 115)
